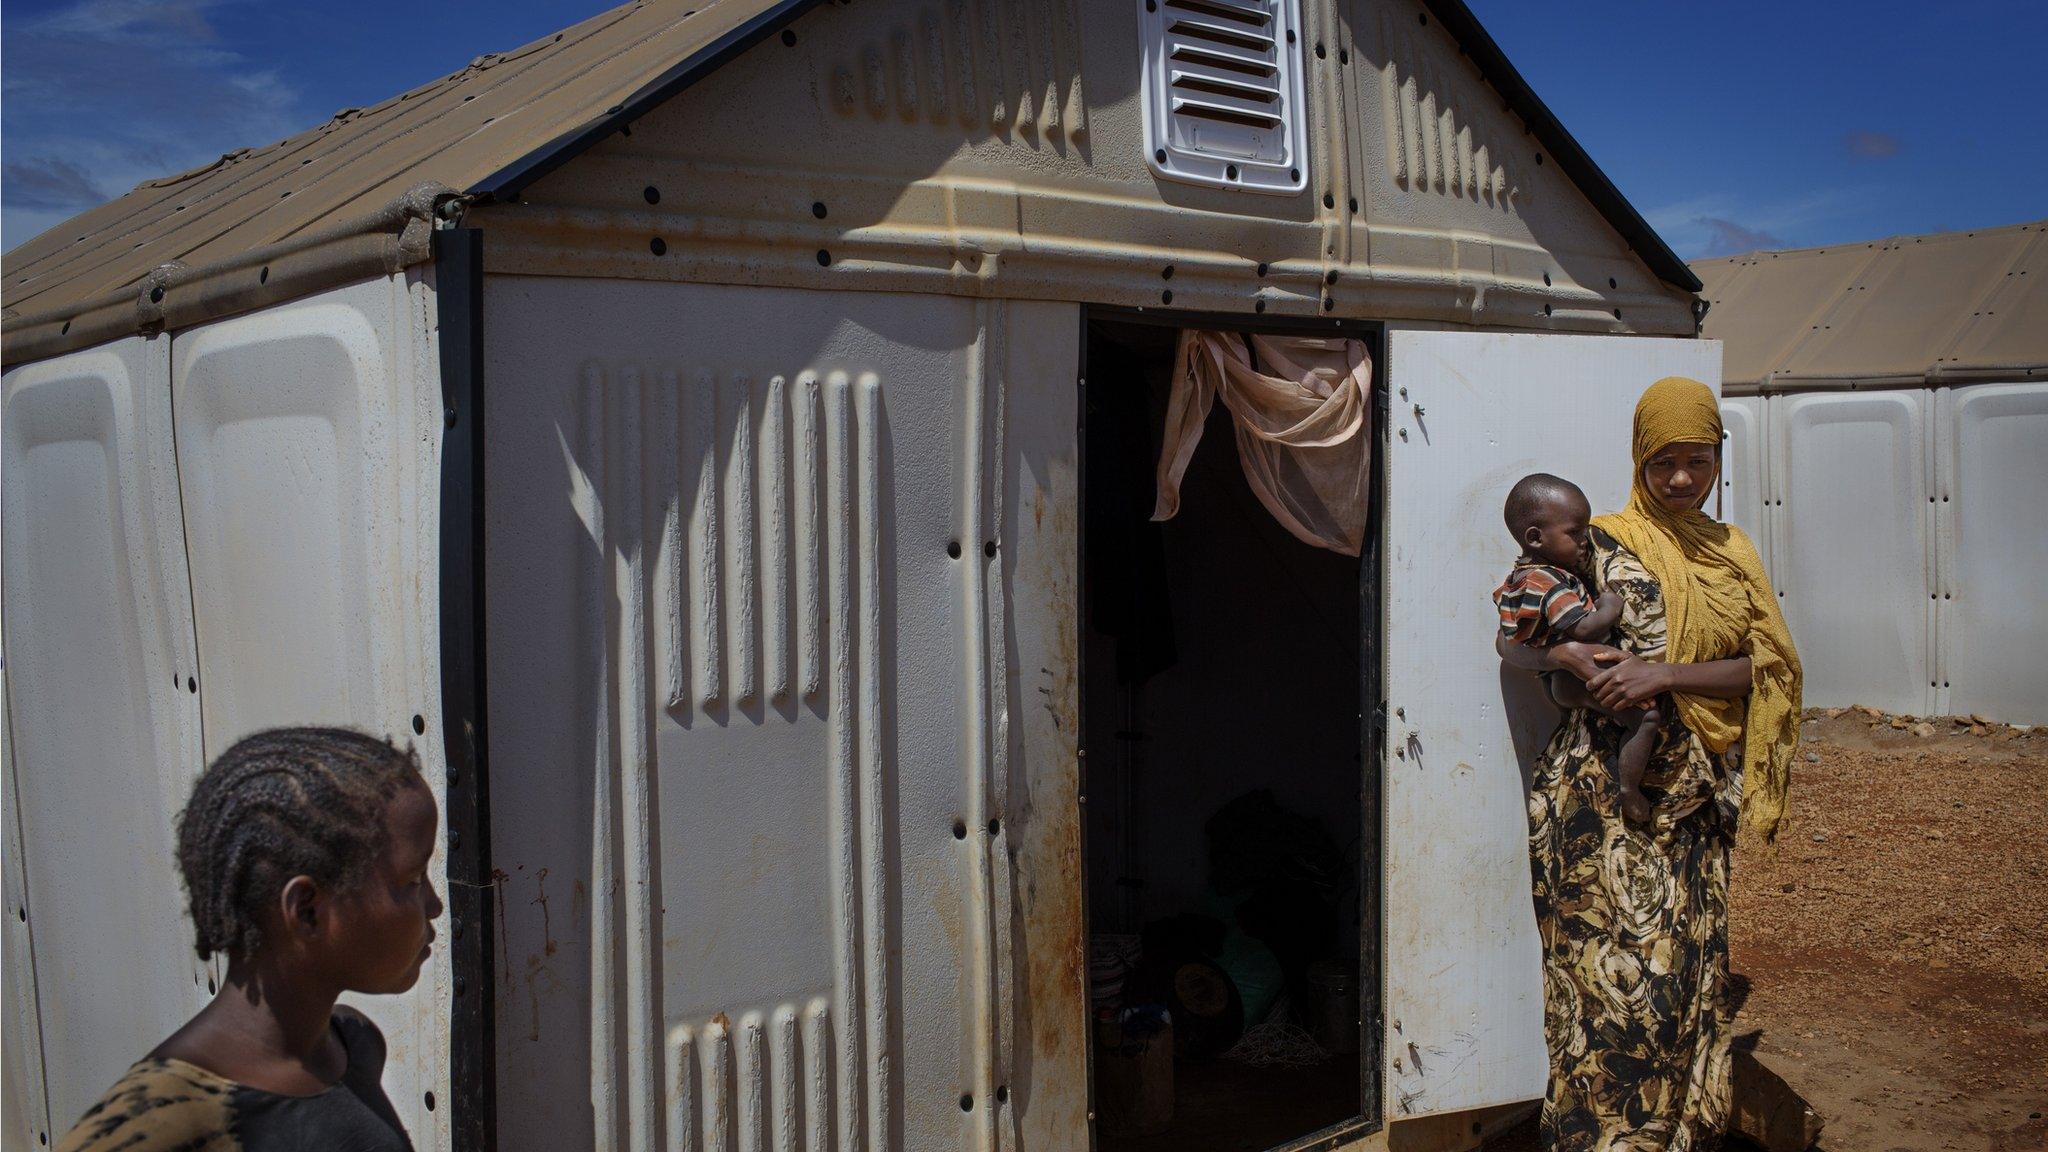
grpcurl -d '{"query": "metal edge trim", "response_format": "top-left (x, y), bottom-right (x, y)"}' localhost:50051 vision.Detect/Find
top-left (1358, 325), bottom-right (1389, 1132)
top-left (431, 226), bottom-right (496, 1152)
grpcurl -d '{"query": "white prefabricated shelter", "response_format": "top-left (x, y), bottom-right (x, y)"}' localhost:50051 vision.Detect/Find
top-left (3, 2), bottom-right (1724, 1150)
top-left (1697, 219), bottom-right (2048, 724)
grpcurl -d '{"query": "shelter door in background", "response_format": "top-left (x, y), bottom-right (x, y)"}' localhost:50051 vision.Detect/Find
top-left (1377, 330), bottom-right (1722, 1120)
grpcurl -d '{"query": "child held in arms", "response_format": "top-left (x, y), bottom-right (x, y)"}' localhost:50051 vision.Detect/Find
top-left (1493, 473), bottom-right (1661, 823)
top-left (60, 728), bottom-right (440, 1152)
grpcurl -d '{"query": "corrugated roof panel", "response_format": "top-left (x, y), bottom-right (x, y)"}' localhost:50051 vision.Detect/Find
top-left (1696, 219), bottom-right (2048, 388)
top-left (1939, 224), bottom-right (2048, 378)
top-left (3, 0), bottom-right (799, 326)
top-left (1777, 225), bottom-right (2036, 384)
top-left (1695, 244), bottom-right (1875, 387)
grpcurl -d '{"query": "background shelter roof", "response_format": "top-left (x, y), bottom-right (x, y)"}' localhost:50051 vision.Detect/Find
top-left (1695, 218), bottom-right (2047, 389)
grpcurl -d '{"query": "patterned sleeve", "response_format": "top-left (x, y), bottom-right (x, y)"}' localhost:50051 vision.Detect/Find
top-left (1592, 529), bottom-right (1668, 660)
top-left (1495, 565), bottom-right (1591, 644)
top-left (56, 1062), bottom-right (237, 1152)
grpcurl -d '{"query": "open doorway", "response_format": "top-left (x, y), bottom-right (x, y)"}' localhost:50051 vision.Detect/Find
top-left (1080, 315), bottom-right (1379, 1152)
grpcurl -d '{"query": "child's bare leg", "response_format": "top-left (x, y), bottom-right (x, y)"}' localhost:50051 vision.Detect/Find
top-left (1545, 674), bottom-right (1597, 711)
top-left (1614, 705), bottom-right (1660, 824)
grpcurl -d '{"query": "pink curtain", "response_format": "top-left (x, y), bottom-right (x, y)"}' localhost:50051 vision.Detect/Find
top-left (1152, 330), bottom-right (1373, 556)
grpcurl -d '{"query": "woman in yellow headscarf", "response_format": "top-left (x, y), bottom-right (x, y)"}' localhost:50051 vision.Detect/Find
top-left (1497, 377), bottom-right (1801, 1151)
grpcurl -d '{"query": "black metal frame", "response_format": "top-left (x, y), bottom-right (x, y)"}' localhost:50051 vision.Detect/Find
top-left (1355, 332), bottom-right (1390, 1133)
top-left (1076, 304), bottom-right (1389, 1145)
top-left (432, 226), bottom-right (495, 1152)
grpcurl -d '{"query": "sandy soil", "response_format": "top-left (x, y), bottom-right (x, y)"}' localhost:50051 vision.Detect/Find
top-left (1489, 708), bottom-right (2048, 1151)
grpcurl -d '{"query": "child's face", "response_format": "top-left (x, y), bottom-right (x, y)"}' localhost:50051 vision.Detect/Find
top-left (1522, 489), bottom-right (1593, 571)
top-left (323, 782), bottom-right (442, 995)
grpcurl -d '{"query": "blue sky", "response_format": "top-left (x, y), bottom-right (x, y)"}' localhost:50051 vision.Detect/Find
top-left (3, 0), bottom-right (2045, 258)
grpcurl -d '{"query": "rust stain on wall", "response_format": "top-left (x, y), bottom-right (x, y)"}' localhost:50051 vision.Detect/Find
top-left (531, 867), bottom-right (557, 956)
top-left (1013, 476), bottom-right (1091, 1145)
top-left (492, 867), bottom-right (514, 989)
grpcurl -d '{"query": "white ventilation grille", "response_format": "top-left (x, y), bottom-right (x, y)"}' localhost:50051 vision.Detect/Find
top-left (1139, 0), bottom-right (1308, 194)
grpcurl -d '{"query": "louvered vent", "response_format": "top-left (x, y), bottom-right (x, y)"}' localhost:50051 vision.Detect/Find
top-left (1139, 0), bottom-right (1307, 193)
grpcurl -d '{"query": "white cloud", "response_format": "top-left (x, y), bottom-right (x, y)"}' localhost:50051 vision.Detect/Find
top-left (1645, 190), bottom-right (1860, 259)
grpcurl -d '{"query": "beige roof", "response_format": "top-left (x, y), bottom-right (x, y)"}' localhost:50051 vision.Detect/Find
top-left (1696, 218), bottom-right (2048, 388)
top-left (2, 0), bottom-right (817, 362)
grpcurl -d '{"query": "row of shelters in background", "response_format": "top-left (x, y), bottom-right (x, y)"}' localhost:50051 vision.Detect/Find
top-left (1697, 219), bottom-right (2046, 726)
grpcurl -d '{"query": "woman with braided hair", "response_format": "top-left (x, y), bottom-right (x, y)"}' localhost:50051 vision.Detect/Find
top-left (59, 727), bottom-right (441, 1152)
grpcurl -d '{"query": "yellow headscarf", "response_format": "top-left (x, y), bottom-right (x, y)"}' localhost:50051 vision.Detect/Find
top-left (1592, 377), bottom-right (1803, 841)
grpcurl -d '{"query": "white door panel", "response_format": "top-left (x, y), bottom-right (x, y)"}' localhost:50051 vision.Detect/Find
top-left (1381, 330), bottom-right (1721, 1119)
top-left (2, 337), bottom-right (206, 1139)
top-left (1769, 391), bottom-right (1930, 715)
top-left (1937, 382), bottom-right (2048, 724)
top-left (1719, 395), bottom-right (1768, 574)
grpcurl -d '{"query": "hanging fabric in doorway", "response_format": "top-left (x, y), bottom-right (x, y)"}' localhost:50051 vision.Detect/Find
top-left (1152, 330), bottom-right (1373, 556)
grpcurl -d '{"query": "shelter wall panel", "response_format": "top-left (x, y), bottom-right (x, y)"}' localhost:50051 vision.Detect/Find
top-left (486, 277), bottom-right (1077, 1151)
top-left (1342, 0), bottom-right (1672, 324)
top-left (1768, 391), bottom-right (1931, 715)
top-left (1936, 382), bottom-right (2048, 724)
top-left (169, 274), bottom-right (449, 1148)
top-left (486, 0), bottom-right (1697, 335)
top-left (1, 336), bottom-right (206, 1140)
top-left (1718, 395), bottom-right (1768, 573)
top-left (822, 0), bottom-right (1086, 143)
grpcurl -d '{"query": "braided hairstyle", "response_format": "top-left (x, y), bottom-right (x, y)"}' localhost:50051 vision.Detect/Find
top-left (176, 727), bottom-right (424, 962)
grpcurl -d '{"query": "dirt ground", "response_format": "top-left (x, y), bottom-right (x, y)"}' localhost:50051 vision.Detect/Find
top-left (1489, 708), bottom-right (2048, 1152)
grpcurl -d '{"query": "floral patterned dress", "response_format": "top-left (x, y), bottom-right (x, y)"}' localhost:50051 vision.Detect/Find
top-left (1528, 528), bottom-right (1742, 1151)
